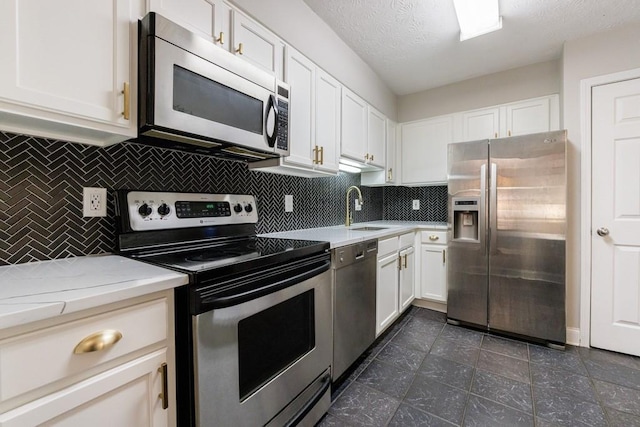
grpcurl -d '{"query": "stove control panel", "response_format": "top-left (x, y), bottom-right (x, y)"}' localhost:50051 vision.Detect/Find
top-left (124, 191), bottom-right (258, 231)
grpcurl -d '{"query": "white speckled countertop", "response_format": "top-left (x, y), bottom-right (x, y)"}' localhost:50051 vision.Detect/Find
top-left (0, 255), bottom-right (188, 330)
top-left (260, 221), bottom-right (447, 248)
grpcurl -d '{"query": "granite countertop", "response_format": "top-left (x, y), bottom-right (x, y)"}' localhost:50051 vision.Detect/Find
top-left (0, 255), bottom-right (188, 330)
top-left (260, 220), bottom-right (447, 248)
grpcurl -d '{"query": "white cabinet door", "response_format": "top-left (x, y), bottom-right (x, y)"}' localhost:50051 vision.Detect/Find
top-left (367, 106), bottom-right (386, 168)
top-left (376, 253), bottom-right (399, 336)
top-left (461, 107), bottom-right (500, 141)
top-left (0, 350), bottom-right (168, 427)
top-left (399, 247), bottom-right (415, 312)
top-left (341, 88), bottom-right (368, 163)
top-left (232, 11), bottom-right (284, 79)
top-left (0, 0), bottom-right (136, 143)
top-left (401, 116), bottom-right (453, 185)
top-left (386, 120), bottom-right (398, 184)
top-left (503, 95), bottom-right (559, 137)
top-left (420, 245), bottom-right (447, 302)
top-left (148, 0), bottom-right (231, 49)
top-left (315, 69), bottom-right (341, 173)
top-left (283, 46), bottom-right (315, 168)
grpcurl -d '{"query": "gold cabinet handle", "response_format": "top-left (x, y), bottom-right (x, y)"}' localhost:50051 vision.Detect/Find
top-left (494, 132), bottom-right (498, 138)
top-left (398, 255), bottom-right (402, 270)
top-left (158, 363), bottom-right (168, 410)
top-left (442, 249), bottom-right (446, 264)
top-left (73, 330), bottom-right (123, 354)
top-left (312, 146), bottom-right (319, 164)
top-left (121, 82), bottom-right (130, 120)
top-left (319, 146), bottom-right (324, 165)
top-left (403, 254), bottom-right (408, 269)
top-left (429, 235), bottom-right (439, 241)
top-left (364, 153), bottom-right (370, 161)
top-left (370, 154), bottom-right (374, 162)
top-left (508, 130), bottom-right (512, 137)
top-left (236, 42), bottom-right (244, 55)
top-left (387, 167), bottom-right (393, 181)
top-left (215, 31), bottom-right (225, 45)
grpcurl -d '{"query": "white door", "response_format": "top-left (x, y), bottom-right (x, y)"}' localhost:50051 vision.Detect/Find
top-left (232, 11), bottom-right (283, 79)
top-left (376, 253), bottom-right (399, 336)
top-left (399, 247), bottom-right (415, 311)
top-left (591, 77), bottom-right (640, 356)
top-left (461, 107), bottom-right (500, 141)
top-left (367, 106), bottom-right (386, 168)
top-left (420, 245), bottom-right (447, 302)
top-left (315, 69), bottom-right (341, 173)
top-left (341, 88), bottom-right (368, 162)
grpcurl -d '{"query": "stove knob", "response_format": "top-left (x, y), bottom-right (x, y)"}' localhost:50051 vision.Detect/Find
top-left (244, 203), bottom-right (253, 213)
top-left (158, 203), bottom-right (170, 216)
top-left (233, 203), bottom-right (243, 213)
top-left (138, 203), bottom-right (152, 217)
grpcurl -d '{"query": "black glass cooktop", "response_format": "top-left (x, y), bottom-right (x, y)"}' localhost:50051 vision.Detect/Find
top-left (131, 237), bottom-right (329, 274)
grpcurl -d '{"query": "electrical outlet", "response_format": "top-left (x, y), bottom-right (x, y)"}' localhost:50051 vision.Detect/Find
top-left (83, 187), bottom-right (107, 217)
top-left (354, 199), bottom-right (362, 211)
top-left (285, 195), bottom-right (293, 212)
top-left (412, 199), bottom-right (420, 210)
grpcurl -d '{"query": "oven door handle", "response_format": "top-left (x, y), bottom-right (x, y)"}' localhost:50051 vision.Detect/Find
top-left (283, 372), bottom-right (331, 427)
top-left (202, 260), bottom-right (330, 308)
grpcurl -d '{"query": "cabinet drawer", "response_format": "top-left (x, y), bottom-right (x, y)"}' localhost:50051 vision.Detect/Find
top-left (399, 232), bottom-right (414, 249)
top-left (421, 230), bottom-right (448, 244)
top-left (0, 298), bottom-right (168, 402)
top-left (378, 236), bottom-right (399, 257)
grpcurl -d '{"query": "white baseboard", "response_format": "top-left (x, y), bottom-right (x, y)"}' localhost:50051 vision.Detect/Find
top-left (566, 327), bottom-right (581, 347)
top-left (411, 299), bottom-right (447, 313)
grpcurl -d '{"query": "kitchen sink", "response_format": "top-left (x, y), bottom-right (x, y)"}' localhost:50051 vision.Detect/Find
top-left (350, 226), bottom-right (389, 231)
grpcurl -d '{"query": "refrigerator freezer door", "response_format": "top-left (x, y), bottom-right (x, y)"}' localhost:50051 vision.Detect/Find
top-left (488, 130), bottom-right (567, 343)
top-left (447, 140), bottom-right (489, 327)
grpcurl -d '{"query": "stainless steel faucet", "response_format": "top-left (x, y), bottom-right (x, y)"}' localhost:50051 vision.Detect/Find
top-left (345, 186), bottom-right (363, 227)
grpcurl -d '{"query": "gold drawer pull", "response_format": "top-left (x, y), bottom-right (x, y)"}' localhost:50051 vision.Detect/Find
top-left (73, 330), bottom-right (123, 354)
top-left (429, 235), bottom-right (439, 241)
top-left (236, 42), bottom-right (244, 55)
top-left (215, 31), bottom-right (225, 45)
top-left (159, 363), bottom-right (169, 410)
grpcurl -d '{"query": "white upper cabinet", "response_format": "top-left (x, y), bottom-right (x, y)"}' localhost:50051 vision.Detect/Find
top-left (367, 106), bottom-right (386, 168)
top-left (232, 10), bottom-right (284, 80)
top-left (361, 119), bottom-right (398, 186)
top-left (314, 69), bottom-right (341, 173)
top-left (460, 107), bottom-right (501, 141)
top-left (341, 88), bottom-right (369, 163)
top-left (249, 49), bottom-right (340, 177)
top-left (503, 95), bottom-right (559, 137)
top-left (148, 0), bottom-right (231, 50)
top-left (401, 115), bottom-right (453, 185)
top-left (284, 46), bottom-right (316, 169)
top-left (0, 0), bottom-right (140, 146)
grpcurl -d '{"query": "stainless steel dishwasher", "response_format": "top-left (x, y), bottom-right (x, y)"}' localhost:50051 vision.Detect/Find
top-left (332, 239), bottom-right (378, 380)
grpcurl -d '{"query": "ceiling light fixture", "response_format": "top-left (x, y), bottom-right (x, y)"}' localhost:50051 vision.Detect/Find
top-left (453, 0), bottom-right (502, 41)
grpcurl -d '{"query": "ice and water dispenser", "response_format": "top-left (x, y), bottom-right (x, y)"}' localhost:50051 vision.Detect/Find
top-left (452, 197), bottom-right (480, 242)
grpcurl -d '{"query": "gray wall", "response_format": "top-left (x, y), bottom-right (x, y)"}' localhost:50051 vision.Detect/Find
top-left (562, 24), bottom-right (640, 330)
top-left (398, 59), bottom-right (561, 122)
top-left (230, 0), bottom-right (398, 120)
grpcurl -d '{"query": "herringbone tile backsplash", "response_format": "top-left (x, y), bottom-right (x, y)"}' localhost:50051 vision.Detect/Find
top-left (0, 131), bottom-right (447, 265)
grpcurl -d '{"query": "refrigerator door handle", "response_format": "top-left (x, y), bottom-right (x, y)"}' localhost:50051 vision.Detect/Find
top-left (490, 162), bottom-right (497, 254)
top-left (480, 163), bottom-right (487, 255)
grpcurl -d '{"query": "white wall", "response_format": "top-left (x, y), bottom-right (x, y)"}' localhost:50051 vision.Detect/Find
top-left (562, 24), bottom-right (640, 330)
top-left (230, 0), bottom-right (397, 120)
top-left (398, 60), bottom-right (561, 122)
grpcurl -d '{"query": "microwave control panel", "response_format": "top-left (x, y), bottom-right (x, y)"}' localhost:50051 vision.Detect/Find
top-left (276, 82), bottom-right (289, 152)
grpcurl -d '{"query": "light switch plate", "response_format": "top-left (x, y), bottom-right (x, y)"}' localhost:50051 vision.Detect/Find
top-left (412, 199), bottom-right (420, 210)
top-left (285, 195), bottom-right (293, 212)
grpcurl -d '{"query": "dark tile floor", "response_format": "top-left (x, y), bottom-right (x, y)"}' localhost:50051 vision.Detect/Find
top-left (318, 307), bottom-right (640, 427)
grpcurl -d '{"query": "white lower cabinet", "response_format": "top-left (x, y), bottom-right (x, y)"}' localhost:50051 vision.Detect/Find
top-left (376, 233), bottom-right (416, 336)
top-left (399, 246), bottom-right (415, 311)
top-left (419, 231), bottom-right (448, 303)
top-left (0, 291), bottom-right (174, 426)
top-left (376, 251), bottom-right (399, 336)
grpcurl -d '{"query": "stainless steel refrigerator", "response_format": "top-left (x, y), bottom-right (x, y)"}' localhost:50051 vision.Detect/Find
top-left (446, 130), bottom-right (566, 346)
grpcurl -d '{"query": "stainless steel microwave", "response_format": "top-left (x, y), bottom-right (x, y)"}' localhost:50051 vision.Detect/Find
top-left (138, 12), bottom-right (289, 161)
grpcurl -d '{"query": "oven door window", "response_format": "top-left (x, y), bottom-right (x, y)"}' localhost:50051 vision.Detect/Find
top-left (173, 65), bottom-right (263, 135)
top-left (237, 290), bottom-right (315, 400)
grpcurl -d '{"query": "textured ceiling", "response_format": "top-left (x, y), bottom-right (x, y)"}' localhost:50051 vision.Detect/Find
top-left (302, 0), bottom-right (640, 95)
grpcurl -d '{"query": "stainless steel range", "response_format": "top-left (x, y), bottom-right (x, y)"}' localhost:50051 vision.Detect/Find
top-left (115, 190), bottom-right (332, 427)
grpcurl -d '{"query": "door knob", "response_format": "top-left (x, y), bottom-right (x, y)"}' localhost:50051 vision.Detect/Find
top-left (596, 227), bottom-right (609, 237)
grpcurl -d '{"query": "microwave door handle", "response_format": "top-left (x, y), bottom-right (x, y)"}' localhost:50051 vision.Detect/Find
top-left (265, 94), bottom-right (278, 147)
